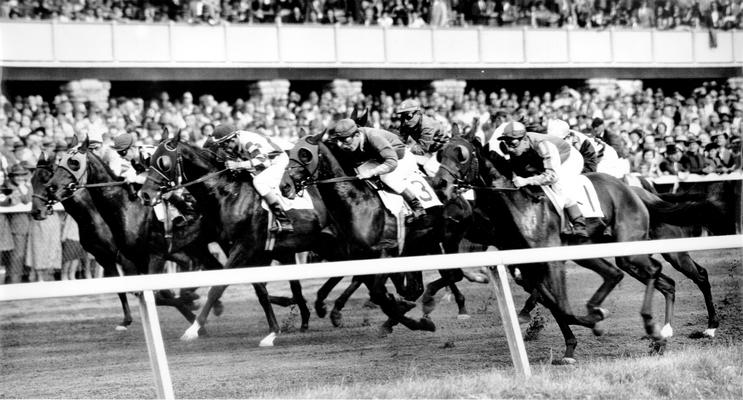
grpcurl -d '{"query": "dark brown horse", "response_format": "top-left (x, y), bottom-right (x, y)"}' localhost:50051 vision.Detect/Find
top-left (282, 134), bottom-right (481, 328)
top-left (139, 133), bottom-right (439, 345)
top-left (30, 152), bottom-right (133, 330)
top-left (44, 139), bottom-right (224, 326)
top-left (433, 126), bottom-right (721, 362)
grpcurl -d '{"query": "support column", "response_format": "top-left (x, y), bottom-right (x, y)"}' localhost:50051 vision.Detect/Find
top-left (487, 265), bottom-right (531, 377)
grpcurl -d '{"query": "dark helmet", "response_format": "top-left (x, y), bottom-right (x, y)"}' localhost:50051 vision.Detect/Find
top-left (212, 123), bottom-right (238, 144)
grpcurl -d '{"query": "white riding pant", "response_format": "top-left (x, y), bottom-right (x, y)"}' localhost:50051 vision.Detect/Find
top-left (253, 152), bottom-right (289, 197)
top-left (357, 148), bottom-right (419, 194)
top-left (548, 146), bottom-right (583, 208)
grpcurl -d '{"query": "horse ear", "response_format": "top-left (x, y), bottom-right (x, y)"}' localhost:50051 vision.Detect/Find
top-left (306, 133), bottom-right (322, 145)
top-left (171, 129), bottom-right (182, 145)
top-left (79, 136), bottom-right (89, 154)
top-left (350, 108), bottom-right (358, 121)
top-left (38, 152), bottom-right (48, 165)
top-left (161, 127), bottom-right (170, 143)
top-left (461, 117), bottom-right (478, 142)
top-left (357, 108), bottom-right (369, 127)
top-left (69, 135), bottom-right (79, 148)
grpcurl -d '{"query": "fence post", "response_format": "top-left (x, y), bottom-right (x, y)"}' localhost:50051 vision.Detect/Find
top-left (487, 265), bottom-right (531, 377)
top-left (139, 291), bottom-right (175, 400)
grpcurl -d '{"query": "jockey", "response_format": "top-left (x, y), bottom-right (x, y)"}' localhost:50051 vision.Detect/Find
top-left (498, 121), bottom-right (589, 239)
top-left (547, 119), bottom-right (598, 173)
top-left (325, 118), bottom-right (426, 221)
top-left (395, 99), bottom-right (449, 177)
top-left (111, 133), bottom-right (154, 184)
top-left (211, 123), bottom-right (294, 233)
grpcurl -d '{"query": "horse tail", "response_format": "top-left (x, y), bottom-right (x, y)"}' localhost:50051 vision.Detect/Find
top-left (633, 187), bottom-right (723, 230)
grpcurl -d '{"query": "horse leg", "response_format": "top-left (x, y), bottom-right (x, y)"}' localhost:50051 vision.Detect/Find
top-left (654, 272), bottom-right (676, 339)
top-left (252, 282), bottom-right (281, 347)
top-left (662, 251), bottom-right (719, 337)
top-left (421, 275), bottom-right (448, 316)
top-left (446, 269), bottom-right (469, 318)
top-left (100, 263), bottom-right (132, 330)
top-left (289, 280), bottom-right (310, 332)
top-left (518, 291), bottom-right (539, 325)
top-left (616, 255), bottom-right (666, 350)
top-left (367, 274), bottom-right (435, 336)
top-left (154, 289), bottom-right (196, 324)
top-left (181, 285), bottom-right (226, 341)
top-left (330, 276), bottom-right (364, 328)
top-left (532, 282), bottom-right (580, 364)
top-left (574, 258), bottom-right (625, 322)
top-left (185, 245), bottom-right (226, 316)
top-left (315, 276), bottom-right (343, 318)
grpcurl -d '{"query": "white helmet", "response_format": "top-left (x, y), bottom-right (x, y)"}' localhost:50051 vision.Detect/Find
top-left (547, 119), bottom-right (570, 139)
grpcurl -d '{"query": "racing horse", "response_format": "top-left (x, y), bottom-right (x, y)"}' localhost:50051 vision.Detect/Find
top-left (282, 133), bottom-right (483, 328)
top-left (30, 152), bottom-right (133, 330)
top-left (433, 125), bottom-right (721, 362)
top-left (43, 138), bottom-right (225, 325)
top-left (139, 131), bottom-right (436, 345)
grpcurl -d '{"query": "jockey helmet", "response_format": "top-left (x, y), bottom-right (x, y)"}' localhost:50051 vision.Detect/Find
top-left (547, 119), bottom-right (570, 139)
top-left (498, 121), bottom-right (527, 141)
top-left (328, 118), bottom-right (359, 139)
top-left (396, 99), bottom-right (420, 115)
top-left (212, 123), bottom-right (238, 144)
top-left (112, 133), bottom-right (134, 152)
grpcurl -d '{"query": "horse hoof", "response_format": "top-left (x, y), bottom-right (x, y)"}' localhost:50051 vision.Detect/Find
top-left (552, 357), bottom-right (577, 366)
top-left (378, 324), bottom-right (394, 338)
top-left (660, 324), bottom-right (674, 339)
top-left (300, 324), bottom-right (308, 333)
top-left (703, 328), bottom-right (716, 338)
top-left (185, 301), bottom-right (200, 311)
top-left (181, 322), bottom-right (202, 341)
top-left (649, 339), bottom-right (667, 355)
top-left (592, 321), bottom-right (607, 337)
top-left (420, 317), bottom-right (437, 332)
top-left (259, 332), bottom-right (277, 347)
top-left (457, 314), bottom-right (471, 320)
top-left (518, 312), bottom-right (532, 325)
top-left (115, 325), bottom-right (128, 331)
top-left (330, 309), bottom-right (343, 328)
top-left (588, 306), bottom-right (609, 320)
top-left (315, 300), bottom-right (327, 318)
top-left (213, 301), bottom-right (224, 317)
top-left (399, 299), bottom-right (417, 314)
top-left (421, 296), bottom-right (436, 315)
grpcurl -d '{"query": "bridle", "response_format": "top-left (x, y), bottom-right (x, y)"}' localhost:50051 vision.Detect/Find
top-left (46, 149), bottom-right (127, 204)
top-left (287, 144), bottom-right (359, 195)
top-left (145, 141), bottom-right (229, 195)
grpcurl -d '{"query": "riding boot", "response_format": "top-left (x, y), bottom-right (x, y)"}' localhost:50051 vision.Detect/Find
top-left (565, 204), bottom-right (589, 241)
top-left (264, 192), bottom-right (295, 233)
top-left (401, 188), bottom-right (426, 224)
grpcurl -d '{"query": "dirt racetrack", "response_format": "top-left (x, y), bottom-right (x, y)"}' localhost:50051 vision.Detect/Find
top-left (1, 248), bottom-right (741, 398)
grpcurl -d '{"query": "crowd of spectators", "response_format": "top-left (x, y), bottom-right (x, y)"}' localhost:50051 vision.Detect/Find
top-left (1, 78), bottom-right (741, 282)
top-left (1, 0), bottom-right (741, 29)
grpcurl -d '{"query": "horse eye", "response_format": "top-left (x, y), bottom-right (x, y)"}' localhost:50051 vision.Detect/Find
top-left (298, 148), bottom-right (313, 164)
top-left (157, 156), bottom-right (172, 172)
top-left (456, 146), bottom-right (470, 164)
top-left (67, 159), bottom-right (80, 171)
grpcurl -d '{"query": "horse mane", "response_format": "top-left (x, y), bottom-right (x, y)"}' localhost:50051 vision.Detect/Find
top-left (316, 140), bottom-right (352, 178)
top-left (87, 150), bottom-right (124, 182)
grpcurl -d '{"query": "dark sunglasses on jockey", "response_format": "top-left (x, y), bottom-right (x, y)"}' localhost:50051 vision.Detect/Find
top-left (398, 111), bottom-right (416, 121)
top-left (501, 136), bottom-right (524, 148)
top-left (335, 132), bottom-right (356, 145)
top-left (117, 149), bottom-right (128, 157)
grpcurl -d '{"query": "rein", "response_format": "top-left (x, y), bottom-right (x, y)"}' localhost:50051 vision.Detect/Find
top-left (157, 168), bottom-right (230, 192)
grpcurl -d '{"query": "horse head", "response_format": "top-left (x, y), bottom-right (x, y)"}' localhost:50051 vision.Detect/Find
top-left (45, 138), bottom-right (89, 204)
top-left (433, 122), bottom-right (482, 201)
top-left (281, 132), bottom-right (323, 199)
top-left (30, 152), bottom-right (56, 220)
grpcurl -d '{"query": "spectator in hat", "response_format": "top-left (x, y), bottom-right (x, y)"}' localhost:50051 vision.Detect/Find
top-left (4, 164), bottom-right (32, 283)
top-left (589, 117), bottom-right (626, 158)
top-left (0, 167), bottom-right (15, 283)
top-left (659, 144), bottom-right (685, 175)
top-left (681, 139), bottom-right (707, 174)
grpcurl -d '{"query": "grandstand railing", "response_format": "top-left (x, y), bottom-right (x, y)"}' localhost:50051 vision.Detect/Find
top-left (1, 22), bottom-right (740, 69)
top-left (1, 235), bottom-right (741, 399)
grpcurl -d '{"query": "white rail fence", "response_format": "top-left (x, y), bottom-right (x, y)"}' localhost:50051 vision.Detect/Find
top-left (1, 235), bottom-right (742, 399)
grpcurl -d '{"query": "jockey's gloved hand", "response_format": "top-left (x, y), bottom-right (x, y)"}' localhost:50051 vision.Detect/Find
top-left (357, 169), bottom-right (377, 180)
top-left (512, 176), bottom-right (530, 188)
top-left (226, 160), bottom-right (252, 170)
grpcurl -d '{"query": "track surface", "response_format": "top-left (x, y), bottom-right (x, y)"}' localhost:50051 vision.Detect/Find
top-left (1, 248), bottom-right (741, 398)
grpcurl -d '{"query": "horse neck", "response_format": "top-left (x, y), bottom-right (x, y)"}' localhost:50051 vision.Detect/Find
top-left (84, 153), bottom-right (148, 245)
top-left (179, 145), bottom-right (242, 219)
top-left (316, 143), bottom-right (387, 245)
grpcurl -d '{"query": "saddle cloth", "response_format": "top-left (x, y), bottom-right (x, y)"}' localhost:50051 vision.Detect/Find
top-left (542, 175), bottom-right (604, 228)
top-left (262, 190), bottom-right (315, 251)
